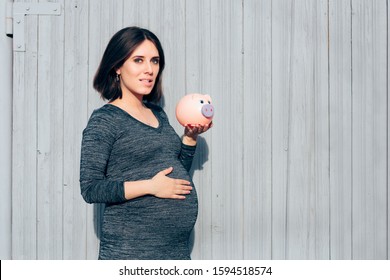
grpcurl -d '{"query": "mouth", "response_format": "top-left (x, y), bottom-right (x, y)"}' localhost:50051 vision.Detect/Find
top-left (139, 78), bottom-right (154, 87)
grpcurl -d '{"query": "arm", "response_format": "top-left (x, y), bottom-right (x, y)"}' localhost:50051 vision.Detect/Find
top-left (179, 123), bottom-right (213, 171)
top-left (79, 113), bottom-right (126, 204)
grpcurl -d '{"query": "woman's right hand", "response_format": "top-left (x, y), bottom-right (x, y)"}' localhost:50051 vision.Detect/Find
top-left (150, 167), bottom-right (192, 199)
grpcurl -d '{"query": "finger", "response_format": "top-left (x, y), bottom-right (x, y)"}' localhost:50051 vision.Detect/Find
top-left (172, 195), bottom-right (186, 200)
top-left (161, 167), bottom-right (173, 175)
top-left (202, 123), bottom-right (212, 131)
top-left (189, 124), bottom-right (200, 129)
top-left (193, 125), bottom-right (206, 134)
top-left (197, 126), bottom-right (205, 133)
top-left (185, 125), bottom-right (195, 133)
top-left (185, 124), bottom-right (196, 130)
top-left (175, 179), bottom-right (192, 186)
top-left (176, 189), bottom-right (191, 195)
top-left (175, 187), bottom-right (192, 195)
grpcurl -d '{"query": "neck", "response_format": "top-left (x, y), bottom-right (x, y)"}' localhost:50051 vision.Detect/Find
top-left (111, 92), bottom-right (146, 110)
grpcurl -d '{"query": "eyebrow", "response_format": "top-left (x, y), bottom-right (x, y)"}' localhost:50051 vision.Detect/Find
top-left (131, 55), bottom-right (160, 59)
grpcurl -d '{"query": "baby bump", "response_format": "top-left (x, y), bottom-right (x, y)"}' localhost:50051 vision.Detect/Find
top-left (101, 187), bottom-right (198, 243)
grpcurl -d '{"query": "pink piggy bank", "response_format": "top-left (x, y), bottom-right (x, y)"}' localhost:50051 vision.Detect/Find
top-left (175, 94), bottom-right (214, 126)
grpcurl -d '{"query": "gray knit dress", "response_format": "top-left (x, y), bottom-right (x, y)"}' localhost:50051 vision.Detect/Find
top-left (80, 103), bottom-right (198, 260)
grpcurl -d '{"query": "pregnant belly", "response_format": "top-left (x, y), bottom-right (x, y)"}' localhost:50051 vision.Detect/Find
top-left (101, 187), bottom-right (198, 243)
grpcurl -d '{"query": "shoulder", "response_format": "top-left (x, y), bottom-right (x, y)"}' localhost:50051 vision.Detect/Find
top-left (83, 104), bottom-right (119, 138)
top-left (88, 104), bottom-right (125, 127)
top-left (89, 104), bottom-right (118, 121)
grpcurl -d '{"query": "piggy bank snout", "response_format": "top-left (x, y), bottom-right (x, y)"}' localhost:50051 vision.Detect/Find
top-left (201, 104), bottom-right (214, 118)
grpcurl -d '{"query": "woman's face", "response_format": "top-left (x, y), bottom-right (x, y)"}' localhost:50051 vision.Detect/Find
top-left (116, 39), bottom-right (160, 99)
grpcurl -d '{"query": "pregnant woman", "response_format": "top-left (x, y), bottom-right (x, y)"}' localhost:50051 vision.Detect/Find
top-left (79, 26), bottom-right (211, 260)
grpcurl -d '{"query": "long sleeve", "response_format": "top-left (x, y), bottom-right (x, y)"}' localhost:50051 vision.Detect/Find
top-left (178, 143), bottom-right (196, 172)
top-left (79, 112), bottom-right (126, 204)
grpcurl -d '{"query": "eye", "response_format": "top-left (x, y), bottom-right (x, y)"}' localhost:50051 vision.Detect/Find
top-left (134, 58), bottom-right (143, 63)
top-left (208, 101), bottom-right (211, 104)
top-left (151, 58), bottom-right (160, 65)
top-left (200, 100), bottom-right (204, 104)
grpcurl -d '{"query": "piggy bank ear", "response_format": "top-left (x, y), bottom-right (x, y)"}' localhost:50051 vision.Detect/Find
top-left (205, 95), bottom-right (212, 102)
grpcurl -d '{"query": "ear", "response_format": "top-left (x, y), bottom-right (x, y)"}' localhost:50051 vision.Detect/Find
top-left (205, 94), bottom-right (212, 101)
top-left (116, 68), bottom-right (121, 75)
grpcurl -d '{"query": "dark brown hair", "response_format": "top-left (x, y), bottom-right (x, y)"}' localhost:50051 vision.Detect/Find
top-left (93, 26), bottom-right (165, 103)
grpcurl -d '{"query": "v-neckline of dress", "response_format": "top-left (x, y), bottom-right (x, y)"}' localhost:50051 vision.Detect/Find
top-left (105, 103), bottom-right (162, 131)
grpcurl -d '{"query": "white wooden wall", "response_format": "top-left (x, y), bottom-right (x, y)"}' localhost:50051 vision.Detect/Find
top-left (10, 0), bottom-right (390, 259)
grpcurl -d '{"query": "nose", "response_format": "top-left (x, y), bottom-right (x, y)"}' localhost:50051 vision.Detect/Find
top-left (201, 104), bottom-right (214, 118)
top-left (145, 62), bottom-right (153, 74)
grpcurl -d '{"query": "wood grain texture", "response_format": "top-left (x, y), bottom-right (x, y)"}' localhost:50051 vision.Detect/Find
top-left (36, 0), bottom-right (65, 259)
top-left (388, 0), bottom-right (390, 260)
top-left (208, 0), bottom-right (244, 259)
top-left (10, 0), bottom-right (390, 260)
top-left (272, 0), bottom-right (329, 260)
top-left (351, 0), bottom-right (388, 259)
top-left (12, 0), bottom-right (39, 260)
top-left (63, 0), bottom-right (90, 260)
top-left (329, 0), bottom-right (353, 260)
top-left (243, 0), bottom-right (272, 259)
top-left (271, 0), bottom-right (292, 259)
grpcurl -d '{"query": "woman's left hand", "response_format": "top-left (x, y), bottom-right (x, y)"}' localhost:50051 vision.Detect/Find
top-left (182, 122), bottom-right (213, 146)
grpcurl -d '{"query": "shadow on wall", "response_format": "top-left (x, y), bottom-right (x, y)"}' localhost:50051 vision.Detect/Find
top-left (92, 136), bottom-right (210, 256)
top-left (188, 136), bottom-right (209, 255)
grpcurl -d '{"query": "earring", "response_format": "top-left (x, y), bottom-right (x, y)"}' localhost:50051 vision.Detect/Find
top-left (116, 74), bottom-right (120, 82)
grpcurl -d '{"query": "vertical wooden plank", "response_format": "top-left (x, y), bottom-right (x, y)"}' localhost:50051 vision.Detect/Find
top-left (351, 0), bottom-right (388, 259)
top-left (285, 0), bottom-right (316, 259)
top-left (271, 0), bottom-right (292, 259)
top-left (123, 0), bottom-right (150, 28)
top-left (242, 0), bottom-right (272, 259)
top-left (209, 0), bottom-right (243, 259)
top-left (12, 0), bottom-right (39, 260)
top-left (388, 0), bottom-right (390, 260)
top-left (273, 0), bottom-right (329, 259)
top-left (185, 0), bottom-right (213, 259)
top-left (312, 0), bottom-right (330, 260)
top-left (36, 0), bottom-right (65, 259)
top-left (63, 0), bottom-right (90, 260)
top-left (0, 0), bottom-right (12, 259)
top-left (285, 0), bottom-right (329, 260)
top-left (329, 0), bottom-right (353, 260)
